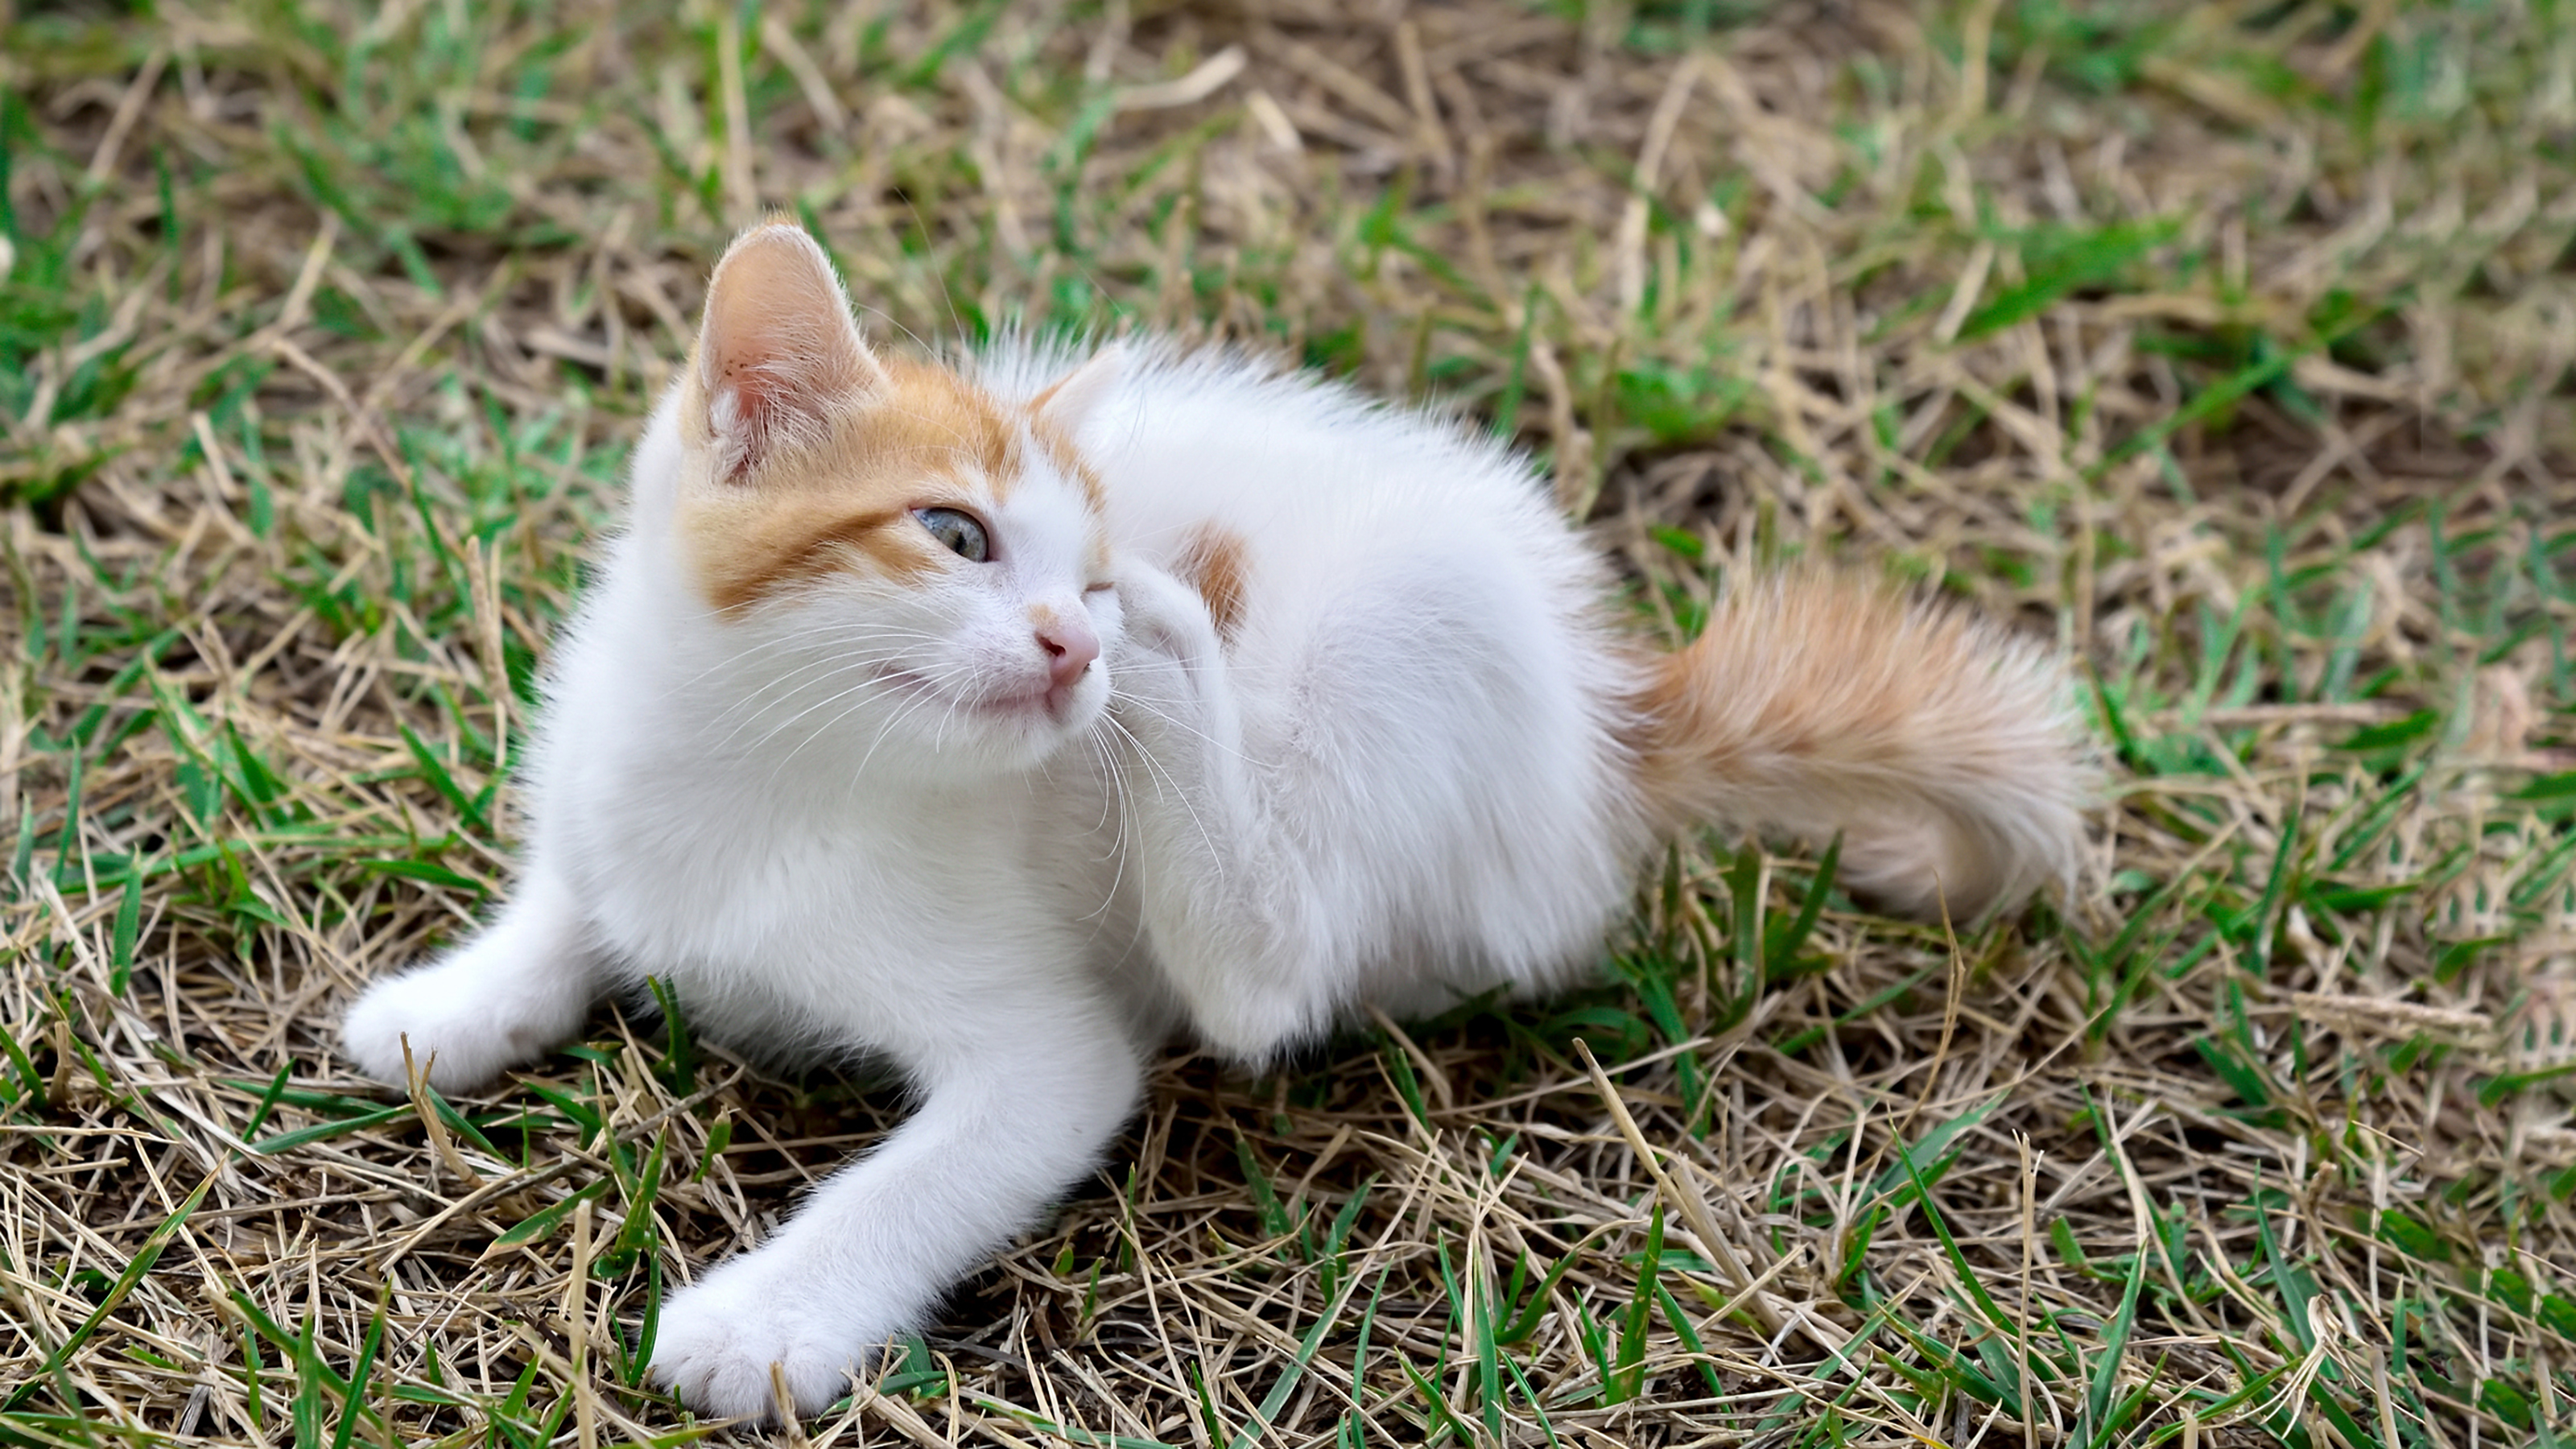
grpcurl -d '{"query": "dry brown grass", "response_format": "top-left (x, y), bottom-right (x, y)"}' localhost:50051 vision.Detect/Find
top-left (2, 2), bottom-right (2573, 1446)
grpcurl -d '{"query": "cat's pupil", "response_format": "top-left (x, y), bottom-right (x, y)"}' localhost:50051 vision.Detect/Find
top-left (915, 508), bottom-right (989, 563)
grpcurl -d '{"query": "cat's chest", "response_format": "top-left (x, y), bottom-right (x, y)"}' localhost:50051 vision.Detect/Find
top-left (564, 770), bottom-right (1062, 979)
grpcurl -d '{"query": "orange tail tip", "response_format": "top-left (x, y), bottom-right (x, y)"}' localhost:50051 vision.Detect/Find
top-left (1628, 572), bottom-right (2094, 922)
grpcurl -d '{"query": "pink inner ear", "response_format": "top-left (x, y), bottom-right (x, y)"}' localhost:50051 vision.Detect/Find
top-left (697, 225), bottom-right (881, 481)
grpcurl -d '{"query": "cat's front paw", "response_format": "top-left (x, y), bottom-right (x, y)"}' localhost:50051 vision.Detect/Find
top-left (342, 894), bottom-right (595, 1092)
top-left (650, 1250), bottom-right (893, 1420)
top-left (342, 963), bottom-right (532, 1092)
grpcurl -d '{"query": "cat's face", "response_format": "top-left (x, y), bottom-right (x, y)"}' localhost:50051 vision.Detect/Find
top-left (663, 223), bottom-right (1125, 777)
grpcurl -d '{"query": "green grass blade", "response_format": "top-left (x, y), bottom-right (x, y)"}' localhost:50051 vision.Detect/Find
top-left (2080, 1235), bottom-right (2147, 1446)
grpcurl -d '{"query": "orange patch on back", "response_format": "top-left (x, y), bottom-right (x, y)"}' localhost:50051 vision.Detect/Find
top-left (678, 355), bottom-right (1030, 613)
top-left (1174, 524), bottom-right (1252, 642)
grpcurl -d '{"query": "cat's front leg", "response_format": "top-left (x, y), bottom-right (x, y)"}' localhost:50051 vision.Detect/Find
top-left (341, 859), bottom-right (602, 1092)
top-left (647, 996), bottom-right (1143, 1419)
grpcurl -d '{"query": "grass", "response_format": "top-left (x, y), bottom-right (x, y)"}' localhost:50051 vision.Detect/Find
top-left (2, 0), bottom-right (2572, 1445)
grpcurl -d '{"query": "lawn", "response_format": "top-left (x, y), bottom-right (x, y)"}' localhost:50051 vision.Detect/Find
top-left (2, 1), bottom-right (2572, 1445)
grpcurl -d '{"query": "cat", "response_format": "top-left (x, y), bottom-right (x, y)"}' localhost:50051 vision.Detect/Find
top-left (341, 220), bottom-right (2090, 1420)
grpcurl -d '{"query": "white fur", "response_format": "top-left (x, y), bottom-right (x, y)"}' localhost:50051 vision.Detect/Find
top-left (342, 340), bottom-right (1647, 1417)
top-left (342, 320), bottom-right (2074, 1417)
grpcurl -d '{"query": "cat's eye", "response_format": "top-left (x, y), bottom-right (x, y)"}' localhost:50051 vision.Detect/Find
top-left (914, 508), bottom-right (990, 563)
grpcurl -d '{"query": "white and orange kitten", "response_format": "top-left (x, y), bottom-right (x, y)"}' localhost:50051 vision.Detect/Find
top-left (343, 222), bottom-right (2088, 1418)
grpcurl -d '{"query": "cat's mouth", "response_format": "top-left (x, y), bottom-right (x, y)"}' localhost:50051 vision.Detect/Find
top-left (878, 667), bottom-right (1077, 724)
top-left (976, 683), bottom-right (1059, 716)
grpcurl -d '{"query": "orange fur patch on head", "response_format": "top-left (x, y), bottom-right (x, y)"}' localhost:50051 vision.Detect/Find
top-left (1023, 349), bottom-right (1121, 512)
top-left (1174, 524), bottom-right (1251, 642)
top-left (678, 356), bottom-right (1038, 613)
top-left (1025, 412), bottom-right (1105, 512)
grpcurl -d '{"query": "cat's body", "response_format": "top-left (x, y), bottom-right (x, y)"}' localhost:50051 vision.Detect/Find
top-left (343, 223), bottom-right (2088, 1419)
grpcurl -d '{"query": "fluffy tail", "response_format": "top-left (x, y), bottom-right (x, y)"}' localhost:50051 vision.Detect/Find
top-left (1627, 572), bottom-right (2091, 921)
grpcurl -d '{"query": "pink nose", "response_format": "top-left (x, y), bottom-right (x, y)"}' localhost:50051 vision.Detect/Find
top-left (1038, 617), bottom-right (1099, 690)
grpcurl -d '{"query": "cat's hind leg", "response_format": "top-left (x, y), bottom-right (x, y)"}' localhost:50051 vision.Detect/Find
top-left (1105, 566), bottom-right (1362, 1061)
top-left (342, 860), bottom-right (602, 1092)
top-left (1108, 559), bottom-right (1634, 1064)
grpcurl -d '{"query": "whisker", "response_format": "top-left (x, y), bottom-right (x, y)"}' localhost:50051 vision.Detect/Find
top-left (1098, 710), bottom-right (1228, 888)
top-left (1109, 690), bottom-right (1264, 770)
top-left (655, 621), bottom-right (948, 704)
top-left (732, 650), bottom-right (990, 758)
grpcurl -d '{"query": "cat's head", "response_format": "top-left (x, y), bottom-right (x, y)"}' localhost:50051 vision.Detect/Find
top-left (663, 221), bottom-right (1124, 777)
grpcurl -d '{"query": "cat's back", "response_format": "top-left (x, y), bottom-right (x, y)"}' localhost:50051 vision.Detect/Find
top-left (978, 340), bottom-right (1587, 595)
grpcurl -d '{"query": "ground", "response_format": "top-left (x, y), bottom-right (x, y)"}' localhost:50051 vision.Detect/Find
top-left (2, 2), bottom-right (2573, 1446)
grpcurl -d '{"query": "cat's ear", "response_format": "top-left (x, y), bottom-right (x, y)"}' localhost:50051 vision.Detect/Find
top-left (1031, 345), bottom-right (1124, 436)
top-left (693, 222), bottom-right (890, 481)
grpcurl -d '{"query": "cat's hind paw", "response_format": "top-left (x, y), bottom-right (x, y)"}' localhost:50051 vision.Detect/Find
top-left (1113, 564), bottom-right (1223, 671)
